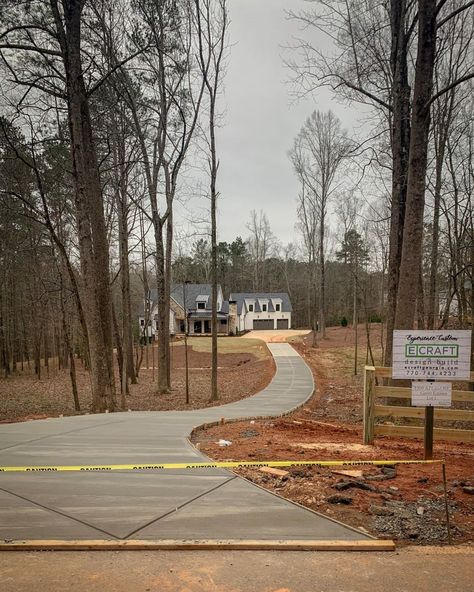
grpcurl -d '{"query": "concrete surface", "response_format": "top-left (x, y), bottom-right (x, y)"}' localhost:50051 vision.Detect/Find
top-left (0, 343), bottom-right (369, 542)
top-left (1, 547), bottom-right (473, 592)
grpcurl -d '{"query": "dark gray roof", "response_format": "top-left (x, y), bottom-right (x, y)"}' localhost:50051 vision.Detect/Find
top-left (229, 293), bottom-right (292, 315)
top-left (188, 311), bottom-right (228, 320)
top-left (149, 284), bottom-right (224, 312)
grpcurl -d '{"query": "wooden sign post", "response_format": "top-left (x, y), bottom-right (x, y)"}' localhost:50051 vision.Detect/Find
top-left (411, 380), bottom-right (452, 460)
top-left (392, 331), bottom-right (471, 459)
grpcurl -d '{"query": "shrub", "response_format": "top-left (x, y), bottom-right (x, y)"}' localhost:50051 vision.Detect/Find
top-left (341, 316), bottom-right (348, 327)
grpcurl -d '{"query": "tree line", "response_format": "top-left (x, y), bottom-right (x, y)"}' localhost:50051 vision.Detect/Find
top-left (0, 0), bottom-right (473, 415)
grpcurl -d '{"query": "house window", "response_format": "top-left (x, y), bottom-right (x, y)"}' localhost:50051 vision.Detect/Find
top-left (248, 304), bottom-right (254, 312)
top-left (275, 304), bottom-right (281, 312)
top-left (220, 319), bottom-right (227, 325)
top-left (140, 319), bottom-right (145, 326)
top-left (197, 302), bottom-right (206, 310)
top-left (262, 304), bottom-right (267, 312)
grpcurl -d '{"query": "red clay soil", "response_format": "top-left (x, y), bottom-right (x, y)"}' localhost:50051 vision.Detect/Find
top-left (0, 343), bottom-right (274, 422)
top-left (193, 325), bottom-right (474, 545)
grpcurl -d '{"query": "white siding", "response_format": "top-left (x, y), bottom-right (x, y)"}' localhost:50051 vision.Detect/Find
top-left (238, 310), bottom-right (292, 331)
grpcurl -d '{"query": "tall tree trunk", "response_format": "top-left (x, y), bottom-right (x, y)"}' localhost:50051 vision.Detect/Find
top-left (353, 259), bottom-right (358, 375)
top-left (60, 277), bottom-right (80, 412)
top-left (155, 221), bottom-right (170, 394)
top-left (165, 208), bottom-right (173, 388)
top-left (384, 0), bottom-right (411, 364)
top-left (56, 1), bottom-right (116, 411)
top-left (210, 106), bottom-right (219, 402)
top-left (112, 300), bottom-right (127, 404)
top-left (417, 263), bottom-right (426, 329)
top-left (395, 0), bottom-right (437, 330)
top-left (319, 219), bottom-right (326, 337)
top-left (427, 95), bottom-right (452, 328)
top-left (116, 142), bottom-right (136, 385)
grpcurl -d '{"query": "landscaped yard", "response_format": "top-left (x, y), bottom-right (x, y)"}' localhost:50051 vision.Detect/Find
top-left (0, 337), bottom-right (274, 422)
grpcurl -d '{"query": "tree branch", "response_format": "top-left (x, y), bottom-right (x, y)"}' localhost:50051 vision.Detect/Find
top-left (427, 71), bottom-right (474, 107)
top-left (87, 44), bottom-right (153, 97)
top-left (333, 77), bottom-right (392, 111)
top-left (437, 0), bottom-right (474, 28)
top-left (0, 43), bottom-right (61, 57)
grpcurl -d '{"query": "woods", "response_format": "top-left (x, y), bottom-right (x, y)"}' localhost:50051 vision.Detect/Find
top-left (0, 0), bottom-right (473, 414)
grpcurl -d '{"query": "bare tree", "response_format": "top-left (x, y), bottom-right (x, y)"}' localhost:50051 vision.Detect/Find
top-left (109, 0), bottom-right (207, 394)
top-left (425, 9), bottom-right (473, 328)
top-left (290, 110), bottom-right (350, 337)
top-left (246, 210), bottom-right (275, 291)
top-left (195, 0), bottom-right (228, 402)
top-left (288, 0), bottom-right (474, 350)
top-left (395, 0), bottom-right (474, 329)
top-left (293, 180), bottom-right (318, 342)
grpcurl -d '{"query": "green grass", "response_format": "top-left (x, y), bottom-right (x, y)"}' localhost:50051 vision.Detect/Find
top-left (173, 337), bottom-right (270, 360)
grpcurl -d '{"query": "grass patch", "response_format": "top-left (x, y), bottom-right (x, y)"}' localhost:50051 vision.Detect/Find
top-left (173, 337), bottom-right (270, 361)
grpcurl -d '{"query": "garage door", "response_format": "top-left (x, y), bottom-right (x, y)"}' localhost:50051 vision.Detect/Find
top-left (253, 319), bottom-right (274, 330)
top-left (277, 319), bottom-right (289, 329)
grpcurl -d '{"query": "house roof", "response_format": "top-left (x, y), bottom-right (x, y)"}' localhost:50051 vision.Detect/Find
top-left (148, 284), bottom-right (224, 312)
top-left (188, 311), bottom-right (228, 320)
top-left (229, 292), bottom-right (292, 315)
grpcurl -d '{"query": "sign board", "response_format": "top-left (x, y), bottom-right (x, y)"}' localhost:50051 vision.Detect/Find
top-left (392, 330), bottom-right (471, 380)
top-left (412, 381), bottom-right (452, 407)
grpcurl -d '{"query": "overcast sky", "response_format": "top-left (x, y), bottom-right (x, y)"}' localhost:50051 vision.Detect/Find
top-left (175, 0), bottom-right (364, 248)
top-left (211, 0), bottom-right (362, 245)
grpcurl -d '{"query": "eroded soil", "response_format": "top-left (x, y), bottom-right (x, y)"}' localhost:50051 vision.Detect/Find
top-left (193, 325), bottom-right (474, 545)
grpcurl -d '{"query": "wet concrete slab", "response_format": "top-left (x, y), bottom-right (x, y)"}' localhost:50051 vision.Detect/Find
top-left (0, 344), bottom-right (371, 542)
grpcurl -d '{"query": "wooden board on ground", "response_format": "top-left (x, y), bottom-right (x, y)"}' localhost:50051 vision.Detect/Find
top-left (331, 469), bottom-right (364, 479)
top-left (259, 466), bottom-right (289, 477)
top-left (0, 539), bottom-right (396, 552)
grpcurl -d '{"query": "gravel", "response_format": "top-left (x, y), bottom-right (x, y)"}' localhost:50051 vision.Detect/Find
top-left (371, 498), bottom-right (459, 544)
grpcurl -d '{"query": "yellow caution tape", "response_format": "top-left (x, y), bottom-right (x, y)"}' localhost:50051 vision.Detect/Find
top-left (0, 459), bottom-right (444, 473)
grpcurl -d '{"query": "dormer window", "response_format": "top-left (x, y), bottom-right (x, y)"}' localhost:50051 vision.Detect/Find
top-left (196, 295), bottom-right (208, 310)
top-left (262, 304), bottom-right (267, 312)
top-left (248, 304), bottom-right (254, 312)
top-left (275, 303), bottom-right (281, 312)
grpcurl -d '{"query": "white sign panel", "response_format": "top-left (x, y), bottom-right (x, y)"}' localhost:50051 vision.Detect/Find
top-left (412, 381), bottom-right (452, 407)
top-left (392, 330), bottom-right (471, 380)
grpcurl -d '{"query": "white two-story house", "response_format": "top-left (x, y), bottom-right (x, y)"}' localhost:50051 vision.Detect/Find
top-left (229, 292), bottom-right (292, 331)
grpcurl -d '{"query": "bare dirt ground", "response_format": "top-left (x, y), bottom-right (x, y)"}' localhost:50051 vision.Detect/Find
top-left (2, 547), bottom-right (474, 592)
top-left (0, 337), bottom-right (274, 422)
top-left (193, 325), bottom-right (474, 545)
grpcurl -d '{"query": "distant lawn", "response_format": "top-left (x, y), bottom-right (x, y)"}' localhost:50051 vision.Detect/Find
top-left (175, 336), bottom-right (270, 361)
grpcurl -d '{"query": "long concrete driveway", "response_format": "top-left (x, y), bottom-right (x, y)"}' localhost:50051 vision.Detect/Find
top-left (0, 343), bottom-right (371, 543)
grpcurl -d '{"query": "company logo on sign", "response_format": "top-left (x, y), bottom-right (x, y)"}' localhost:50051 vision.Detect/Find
top-left (405, 344), bottom-right (459, 358)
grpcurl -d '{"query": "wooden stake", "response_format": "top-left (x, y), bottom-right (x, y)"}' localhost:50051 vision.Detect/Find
top-left (152, 341), bottom-right (155, 381)
top-left (363, 366), bottom-right (376, 444)
top-left (442, 463), bottom-right (452, 544)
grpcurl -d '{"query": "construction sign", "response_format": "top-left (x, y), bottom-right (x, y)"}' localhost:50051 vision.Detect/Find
top-left (392, 330), bottom-right (471, 380)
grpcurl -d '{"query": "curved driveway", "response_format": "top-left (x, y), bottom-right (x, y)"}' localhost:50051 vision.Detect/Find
top-left (0, 343), bottom-right (370, 542)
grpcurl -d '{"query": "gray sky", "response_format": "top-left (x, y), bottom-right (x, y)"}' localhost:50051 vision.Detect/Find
top-left (213, 0), bottom-right (361, 245)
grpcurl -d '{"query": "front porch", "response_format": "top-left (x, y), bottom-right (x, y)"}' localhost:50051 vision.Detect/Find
top-left (188, 312), bottom-right (229, 335)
